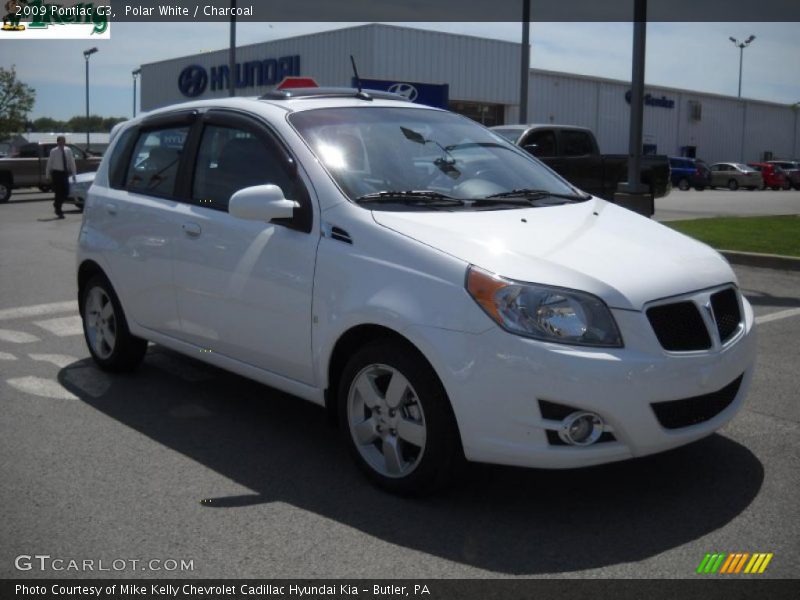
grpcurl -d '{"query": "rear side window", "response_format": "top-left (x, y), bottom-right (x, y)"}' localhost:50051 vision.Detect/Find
top-left (561, 130), bottom-right (593, 157)
top-left (18, 144), bottom-right (39, 158)
top-left (108, 128), bottom-right (136, 189)
top-left (125, 126), bottom-right (189, 197)
top-left (191, 124), bottom-right (296, 212)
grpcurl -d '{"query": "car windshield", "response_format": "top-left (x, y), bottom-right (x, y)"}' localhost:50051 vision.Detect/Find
top-left (289, 107), bottom-right (584, 210)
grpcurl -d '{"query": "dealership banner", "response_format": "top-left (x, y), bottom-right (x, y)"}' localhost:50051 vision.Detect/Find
top-left (0, 1), bottom-right (110, 39)
top-left (2, 579), bottom-right (798, 600)
top-left (352, 79), bottom-right (449, 110)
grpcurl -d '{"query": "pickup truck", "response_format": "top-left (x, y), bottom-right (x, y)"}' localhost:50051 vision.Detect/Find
top-left (0, 141), bottom-right (101, 203)
top-left (491, 124), bottom-right (671, 206)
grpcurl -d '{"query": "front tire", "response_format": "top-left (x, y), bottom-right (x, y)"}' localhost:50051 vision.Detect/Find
top-left (677, 178), bottom-right (690, 191)
top-left (338, 340), bottom-right (462, 495)
top-left (0, 180), bottom-right (11, 203)
top-left (80, 274), bottom-right (147, 372)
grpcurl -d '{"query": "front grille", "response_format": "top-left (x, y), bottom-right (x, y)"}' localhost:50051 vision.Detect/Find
top-left (710, 288), bottom-right (741, 343)
top-left (651, 374), bottom-right (744, 429)
top-left (647, 301), bottom-right (711, 351)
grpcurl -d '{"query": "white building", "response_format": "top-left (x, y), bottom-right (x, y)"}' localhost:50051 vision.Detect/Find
top-left (140, 23), bottom-right (800, 164)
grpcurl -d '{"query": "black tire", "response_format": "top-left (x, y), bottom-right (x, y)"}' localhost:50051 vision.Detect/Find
top-left (728, 179), bottom-right (739, 191)
top-left (0, 179), bottom-right (11, 203)
top-left (677, 178), bottom-right (690, 191)
top-left (80, 274), bottom-right (147, 372)
top-left (771, 186), bottom-right (780, 191)
top-left (39, 185), bottom-right (51, 193)
top-left (338, 340), bottom-right (463, 495)
top-left (696, 186), bottom-right (706, 191)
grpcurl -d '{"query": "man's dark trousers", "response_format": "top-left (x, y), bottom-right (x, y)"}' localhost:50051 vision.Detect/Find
top-left (51, 170), bottom-right (68, 217)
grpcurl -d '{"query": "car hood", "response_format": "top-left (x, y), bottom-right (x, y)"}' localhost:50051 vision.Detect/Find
top-left (371, 198), bottom-right (735, 310)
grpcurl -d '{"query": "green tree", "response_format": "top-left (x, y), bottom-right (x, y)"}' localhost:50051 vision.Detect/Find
top-left (31, 117), bottom-right (66, 132)
top-left (0, 66), bottom-right (36, 140)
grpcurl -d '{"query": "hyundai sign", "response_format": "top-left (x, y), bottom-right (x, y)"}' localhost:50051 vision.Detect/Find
top-left (178, 56), bottom-right (301, 97)
top-left (354, 78), bottom-right (449, 109)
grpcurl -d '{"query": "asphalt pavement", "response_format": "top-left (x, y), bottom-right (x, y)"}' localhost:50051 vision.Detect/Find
top-left (655, 187), bottom-right (800, 221)
top-left (1, 190), bottom-right (798, 579)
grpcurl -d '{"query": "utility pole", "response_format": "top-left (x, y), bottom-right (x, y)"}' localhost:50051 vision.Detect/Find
top-left (519, 0), bottom-right (530, 124)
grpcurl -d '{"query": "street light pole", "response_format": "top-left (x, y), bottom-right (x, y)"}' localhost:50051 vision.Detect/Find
top-left (132, 68), bottom-right (141, 117)
top-left (83, 47), bottom-right (98, 151)
top-left (729, 35), bottom-right (755, 98)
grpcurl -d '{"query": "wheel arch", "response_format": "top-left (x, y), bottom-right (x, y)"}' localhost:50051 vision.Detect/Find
top-left (77, 260), bottom-right (111, 314)
top-left (324, 324), bottom-right (462, 451)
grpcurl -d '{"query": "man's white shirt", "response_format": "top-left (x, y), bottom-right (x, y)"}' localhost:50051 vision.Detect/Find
top-left (46, 145), bottom-right (77, 179)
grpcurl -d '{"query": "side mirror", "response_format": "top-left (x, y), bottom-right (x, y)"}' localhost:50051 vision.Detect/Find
top-left (229, 184), bottom-right (297, 222)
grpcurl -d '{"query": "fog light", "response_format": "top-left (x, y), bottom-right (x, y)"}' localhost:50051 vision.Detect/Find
top-left (558, 411), bottom-right (604, 446)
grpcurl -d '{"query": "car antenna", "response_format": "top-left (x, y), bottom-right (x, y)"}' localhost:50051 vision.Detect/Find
top-left (350, 55), bottom-right (371, 101)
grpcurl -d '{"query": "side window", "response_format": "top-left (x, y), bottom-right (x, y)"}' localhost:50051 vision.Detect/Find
top-left (521, 130), bottom-right (556, 157)
top-left (561, 130), bottom-right (593, 157)
top-left (18, 144), bottom-right (39, 158)
top-left (192, 124), bottom-right (296, 212)
top-left (125, 126), bottom-right (189, 197)
top-left (109, 128), bottom-right (136, 190)
top-left (68, 144), bottom-right (86, 160)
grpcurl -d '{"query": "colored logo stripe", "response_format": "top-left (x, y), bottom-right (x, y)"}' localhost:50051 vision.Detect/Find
top-left (698, 552), bottom-right (773, 574)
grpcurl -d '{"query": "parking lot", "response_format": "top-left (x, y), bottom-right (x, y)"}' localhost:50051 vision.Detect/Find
top-left (1, 190), bottom-right (798, 579)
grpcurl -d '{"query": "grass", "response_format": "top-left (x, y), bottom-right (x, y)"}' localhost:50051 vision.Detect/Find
top-left (665, 215), bottom-right (800, 257)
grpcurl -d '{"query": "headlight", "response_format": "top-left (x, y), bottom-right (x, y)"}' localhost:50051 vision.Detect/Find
top-left (466, 266), bottom-right (623, 347)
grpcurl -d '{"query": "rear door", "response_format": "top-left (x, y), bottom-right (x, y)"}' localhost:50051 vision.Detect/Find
top-left (92, 113), bottom-right (196, 334)
top-left (170, 109), bottom-right (319, 384)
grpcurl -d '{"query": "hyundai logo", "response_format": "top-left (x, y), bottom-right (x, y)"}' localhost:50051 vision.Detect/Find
top-left (178, 65), bottom-right (208, 98)
top-left (388, 82), bottom-right (418, 102)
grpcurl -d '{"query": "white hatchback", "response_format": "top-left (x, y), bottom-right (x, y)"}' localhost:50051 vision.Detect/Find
top-left (77, 89), bottom-right (756, 494)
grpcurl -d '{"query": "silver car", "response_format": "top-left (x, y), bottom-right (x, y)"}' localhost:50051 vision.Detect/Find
top-left (709, 163), bottom-right (763, 191)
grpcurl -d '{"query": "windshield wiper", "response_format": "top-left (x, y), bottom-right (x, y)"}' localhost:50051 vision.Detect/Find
top-left (486, 188), bottom-right (591, 202)
top-left (355, 190), bottom-right (465, 206)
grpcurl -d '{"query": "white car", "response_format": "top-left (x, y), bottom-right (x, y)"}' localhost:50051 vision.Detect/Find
top-left (69, 171), bottom-right (96, 212)
top-left (77, 89), bottom-right (756, 494)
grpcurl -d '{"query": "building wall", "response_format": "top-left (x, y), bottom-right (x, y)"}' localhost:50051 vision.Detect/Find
top-left (141, 24), bottom-right (519, 111)
top-left (526, 69), bottom-right (798, 163)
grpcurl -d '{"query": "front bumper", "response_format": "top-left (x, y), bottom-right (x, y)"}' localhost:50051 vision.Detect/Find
top-left (409, 297), bottom-right (756, 469)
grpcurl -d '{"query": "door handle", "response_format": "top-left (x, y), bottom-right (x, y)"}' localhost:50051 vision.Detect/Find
top-left (105, 202), bottom-right (117, 215)
top-left (182, 222), bottom-right (202, 237)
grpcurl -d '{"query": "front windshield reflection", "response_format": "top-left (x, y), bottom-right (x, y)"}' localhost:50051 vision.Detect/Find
top-left (289, 107), bottom-right (581, 207)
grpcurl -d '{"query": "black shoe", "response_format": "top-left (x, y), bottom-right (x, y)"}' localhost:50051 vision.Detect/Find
top-left (56, 214), bottom-right (65, 219)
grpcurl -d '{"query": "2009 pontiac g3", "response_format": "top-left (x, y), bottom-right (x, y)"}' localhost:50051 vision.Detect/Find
top-left (77, 88), bottom-right (756, 494)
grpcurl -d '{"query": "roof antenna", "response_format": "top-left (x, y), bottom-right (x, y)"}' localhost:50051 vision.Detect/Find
top-left (350, 55), bottom-right (362, 93)
top-left (350, 55), bottom-right (371, 100)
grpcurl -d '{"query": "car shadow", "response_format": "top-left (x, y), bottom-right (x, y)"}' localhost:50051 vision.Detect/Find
top-left (743, 290), bottom-right (800, 309)
top-left (58, 348), bottom-right (764, 575)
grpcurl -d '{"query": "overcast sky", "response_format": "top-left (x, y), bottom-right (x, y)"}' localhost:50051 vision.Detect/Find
top-left (2, 21), bottom-right (799, 120)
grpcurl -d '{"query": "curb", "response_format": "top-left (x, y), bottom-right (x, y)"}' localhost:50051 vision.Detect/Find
top-left (720, 250), bottom-right (800, 271)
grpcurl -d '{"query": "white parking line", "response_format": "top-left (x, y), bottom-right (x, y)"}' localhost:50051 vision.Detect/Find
top-left (0, 329), bottom-right (40, 344)
top-left (0, 301), bottom-right (77, 321)
top-left (0, 351), bottom-right (18, 360)
top-left (755, 307), bottom-right (800, 325)
top-left (6, 376), bottom-right (78, 400)
top-left (29, 353), bottom-right (80, 369)
top-left (33, 315), bottom-right (84, 337)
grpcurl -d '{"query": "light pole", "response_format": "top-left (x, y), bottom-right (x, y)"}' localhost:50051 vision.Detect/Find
top-left (83, 47), bottom-right (98, 150)
top-left (132, 68), bottom-right (141, 117)
top-left (729, 35), bottom-right (755, 98)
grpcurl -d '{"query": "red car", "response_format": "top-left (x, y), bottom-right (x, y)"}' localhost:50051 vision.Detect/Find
top-left (748, 162), bottom-right (790, 190)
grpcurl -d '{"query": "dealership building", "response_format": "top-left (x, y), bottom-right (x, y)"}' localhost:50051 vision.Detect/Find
top-left (140, 23), bottom-right (800, 164)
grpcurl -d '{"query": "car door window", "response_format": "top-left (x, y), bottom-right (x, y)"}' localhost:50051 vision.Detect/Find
top-left (125, 126), bottom-right (189, 197)
top-left (521, 130), bottom-right (556, 157)
top-left (561, 130), bottom-right (593, 157)
top-left (192, 124), bottom-right (296, 212)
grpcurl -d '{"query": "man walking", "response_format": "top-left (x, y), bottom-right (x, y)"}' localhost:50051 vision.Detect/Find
top-left (46, 136), bottom-right (77, 219)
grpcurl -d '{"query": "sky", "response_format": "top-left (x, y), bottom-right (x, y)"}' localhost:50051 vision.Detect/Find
top-left (1, 21), bottom-right (799, 121)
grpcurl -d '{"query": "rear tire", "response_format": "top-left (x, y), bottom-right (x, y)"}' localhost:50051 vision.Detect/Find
top-left (677, 178), bottom-right (690, 191)
top-left (80, 274), bottom-right (147, 372)
top-left (0, 180), bottom-right (11, 203)
top-left (338, 340), bottom-right (463, 495)
top-left (728, 179), bottom-right (739, 191)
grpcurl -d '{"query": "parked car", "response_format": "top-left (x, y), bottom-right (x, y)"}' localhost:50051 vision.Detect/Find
top-left (0, 141), bottom-right (101, 203)
top-left (68, 171), bottom-right (95, 212)
top-left (708, 163), bottom-right (763, 190)
top-left (747, 162), bottom-right (789, 190)
top-left (77, 89), bottom-right (756, 494)
top-left (669, 157), bottom-right (711, 191)
top-left (491, 124), bottom-right (671, 210)
top-left (767, 160), bottom-right (800, 190)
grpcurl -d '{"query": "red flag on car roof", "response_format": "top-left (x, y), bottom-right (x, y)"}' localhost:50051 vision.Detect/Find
top-left (276, 77), bottom-right (319, 90)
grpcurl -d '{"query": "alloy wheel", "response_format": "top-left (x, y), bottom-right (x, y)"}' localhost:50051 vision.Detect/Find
top-left (84, 286), bottom-right (117, 359)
